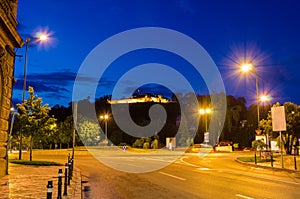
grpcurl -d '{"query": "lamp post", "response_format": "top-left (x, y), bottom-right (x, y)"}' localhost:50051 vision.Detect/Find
top-left (19, 34), bottom-right (49, 160)
top-left (241, 63), bottom-right (260, 130)
top-left (199, 108), bottom-right (211, 144)
top-left (6, 108), bottom-right (18, 174)
top-left (100, 114), bottom-right (109, 146)
top-left (260, 95), bottom-right (272, 149)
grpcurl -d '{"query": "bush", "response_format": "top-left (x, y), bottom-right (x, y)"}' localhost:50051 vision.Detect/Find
top-left (133, 138), bottom-right (144, 148)
top-left (151, 139), bottom-right (159, 149)
top-left (143, 142), bottom-right (150, 149)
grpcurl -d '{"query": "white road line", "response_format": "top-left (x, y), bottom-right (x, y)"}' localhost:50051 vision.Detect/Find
top-left (179, 157), bottom-right (199, 167)
top-left (236, 194), bottom-right (254, 199)
top-left (159, 172), bottom-right (186, 181)
top-left (197, 167), bottom-right (211, 171)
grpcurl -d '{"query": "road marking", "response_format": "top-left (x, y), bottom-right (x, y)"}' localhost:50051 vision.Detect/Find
top-left (236, 194), bottom-right (254, 199)
top-left (159, 172), bottom-right (186, 181)
top-left (179, 157), bottom-right (199, 167)
top-left (197, 167), bottom-right (211, 171)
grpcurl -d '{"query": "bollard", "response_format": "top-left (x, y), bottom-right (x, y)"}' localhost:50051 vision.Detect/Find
top-left (71, 158), bottom-right (74, 172)
top-left (68, 161), bottom-right (72, 185)
top-left (254, 152), bottom-right (257, 165)
top-left (57, 169), bottom-right (63, 199)
top-left (63, 163), bottom-right (68, 196)
top-left (46, 180), bottom-right (53, 199)
top-left (69, 160), bottom-right (73, 179)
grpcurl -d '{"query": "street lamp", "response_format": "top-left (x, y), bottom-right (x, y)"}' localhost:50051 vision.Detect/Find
top-left (22, 34), bottom-right (49, 102)
top-left (19, 33), bottom-right (49, 160)
top-left (241, 63), bottom-right (260, 130)
top-left (100, 114), bottom-right (109, 146)
top-left (260, 94), bottom-right (272, 149)
top-left (6, 108), bottom-right (18, 174)
top-left (199, 108), bottom-right (211, 144)
top-left (199, 108), bottom-right (211, 132)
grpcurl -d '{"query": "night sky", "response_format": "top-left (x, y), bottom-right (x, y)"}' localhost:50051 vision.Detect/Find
top-left (12, 0), bottom-right (300, 107)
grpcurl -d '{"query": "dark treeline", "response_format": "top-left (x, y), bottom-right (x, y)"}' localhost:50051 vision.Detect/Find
top-left (45, 93), bottom-right (267, 148)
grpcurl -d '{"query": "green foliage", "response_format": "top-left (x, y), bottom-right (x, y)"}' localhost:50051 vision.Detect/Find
top-left (237, 156), bottom-right (270, 163)
top-left (132, 138), bottom-right (145, 148)
top-left (151, 139), bottom-right (159, 149)
top-left (17, 87), bottom-right (57, 160)
top-left (259, 102), bottom-right (300, 154)
top-left (77, 115), bottom-right (101, 146)
top-left (252, 140), bottom-right (267, 151)
top-left (9, 159), bottom-right (63, 166)
top-left (143, 142), bottom-right (150, 149)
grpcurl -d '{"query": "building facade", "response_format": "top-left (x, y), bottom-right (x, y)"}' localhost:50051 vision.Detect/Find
top-left (0, 0), bottom-right (23, 177)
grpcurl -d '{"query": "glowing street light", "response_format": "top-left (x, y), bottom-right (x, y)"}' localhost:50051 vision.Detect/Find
top-left (240, 63), bottom-right (260, 130)
top-left (100, 114), bottom-right (109, 146)
top-left (199, 108), bottom-right (211, 132)
top-left (22, 33), bottom-right (49, 102)
top-left (260, 95), bottom-right (272, 102)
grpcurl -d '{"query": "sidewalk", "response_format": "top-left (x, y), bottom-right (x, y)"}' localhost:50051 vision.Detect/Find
top-left (0, 163), bottom-right (82, 199)
top-left (237, 153), bottom-right (300, 172)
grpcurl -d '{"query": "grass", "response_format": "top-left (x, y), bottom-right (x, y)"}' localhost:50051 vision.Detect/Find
top-left (237, 156), bottom-right (272, 163)
top-left (9, 159), bottom-right (63, 166)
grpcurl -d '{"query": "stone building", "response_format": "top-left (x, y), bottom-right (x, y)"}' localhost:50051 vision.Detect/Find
top-left (0, 0), bottom-right (23, 177)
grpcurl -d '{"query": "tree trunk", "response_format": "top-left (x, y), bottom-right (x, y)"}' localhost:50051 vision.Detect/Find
top-left (29, 136), bottom-right (33, 161)
top-left (287, 133), bottom-right (290, 154)
top-left (60, 143), bottom-right (62, 149)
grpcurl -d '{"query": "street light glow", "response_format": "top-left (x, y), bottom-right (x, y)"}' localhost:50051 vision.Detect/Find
top-left (199, 108), bottom-right (211, 114)
top-left (241, 63), bottom-right (253, 72)
top-left (100, 114), bottom-right (109, 120)
top-left (260, 95), bottom-right (272, 102)
top-left (39, 34), bottom-right (48, 41)
top-left (199, 109), bottom-right (205, 115)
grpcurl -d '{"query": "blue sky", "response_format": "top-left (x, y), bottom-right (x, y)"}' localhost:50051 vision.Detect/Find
top-left (13, 0), bottom-right (300, 107)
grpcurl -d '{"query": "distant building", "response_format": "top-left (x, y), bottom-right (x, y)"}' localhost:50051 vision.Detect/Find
top-left (0, 0), bottom-right (23, 177)
top-left (108, 94), bottom-right (170, 104)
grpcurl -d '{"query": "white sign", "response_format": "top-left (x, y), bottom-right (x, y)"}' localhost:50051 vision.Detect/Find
top-left (271, 106), bottom-right (286, 131)
top-left (204, 132), bottom-right (209, 143)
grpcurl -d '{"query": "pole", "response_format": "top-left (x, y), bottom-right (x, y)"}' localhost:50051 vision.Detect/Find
top-left (22, 38), bottom-right (29, 103)
top-left (63, 163), bottom-right (68, 196)
top-left (46, 180), bottom-right (53, 199)
top-left (72, 102), bottom-right (77, 160)
top-left (57, 169), bottom-right (62, 199)
top-left (255, 72), bottom-right (260, 130)
top-left (6, 113), bottom-right (16, 174)
top-left (205, 114), bottom-right (208, 132)
top-left (105, 120), bottom-right (107, 146)
top-left (280, 131), bottom-right (284, 168)
top-left (19, 38), bottom-right (30, 160)
top-left (294, 147), bottom-right (297, 170)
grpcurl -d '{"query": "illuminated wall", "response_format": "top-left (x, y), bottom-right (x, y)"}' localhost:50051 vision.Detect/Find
top-left (0, 0), bottom-right (23, 177)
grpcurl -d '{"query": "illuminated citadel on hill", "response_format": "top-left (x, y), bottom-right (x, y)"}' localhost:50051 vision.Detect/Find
top-left (108, 94), bottom-right (171, 104)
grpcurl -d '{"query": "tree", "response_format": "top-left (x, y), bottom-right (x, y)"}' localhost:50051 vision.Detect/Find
top-left (260, 102), bottom-right (300, 154)
top-left (17, 86), bottom-right (56, 161)
top-left (77, 115), bottom-right (101, 146)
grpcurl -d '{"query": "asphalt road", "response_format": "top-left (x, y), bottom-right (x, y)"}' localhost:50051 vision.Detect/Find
top-left (28, 149), bottom-right (300, 199)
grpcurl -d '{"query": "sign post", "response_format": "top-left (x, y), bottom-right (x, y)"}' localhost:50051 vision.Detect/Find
top-left (271, 106), bottom-right (286, 168)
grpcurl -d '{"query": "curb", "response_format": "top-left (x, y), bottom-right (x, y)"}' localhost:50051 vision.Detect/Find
top-left (235, 158), bottom-right (300, 173)
top-left (66, 167), bottom-right (82, 199)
